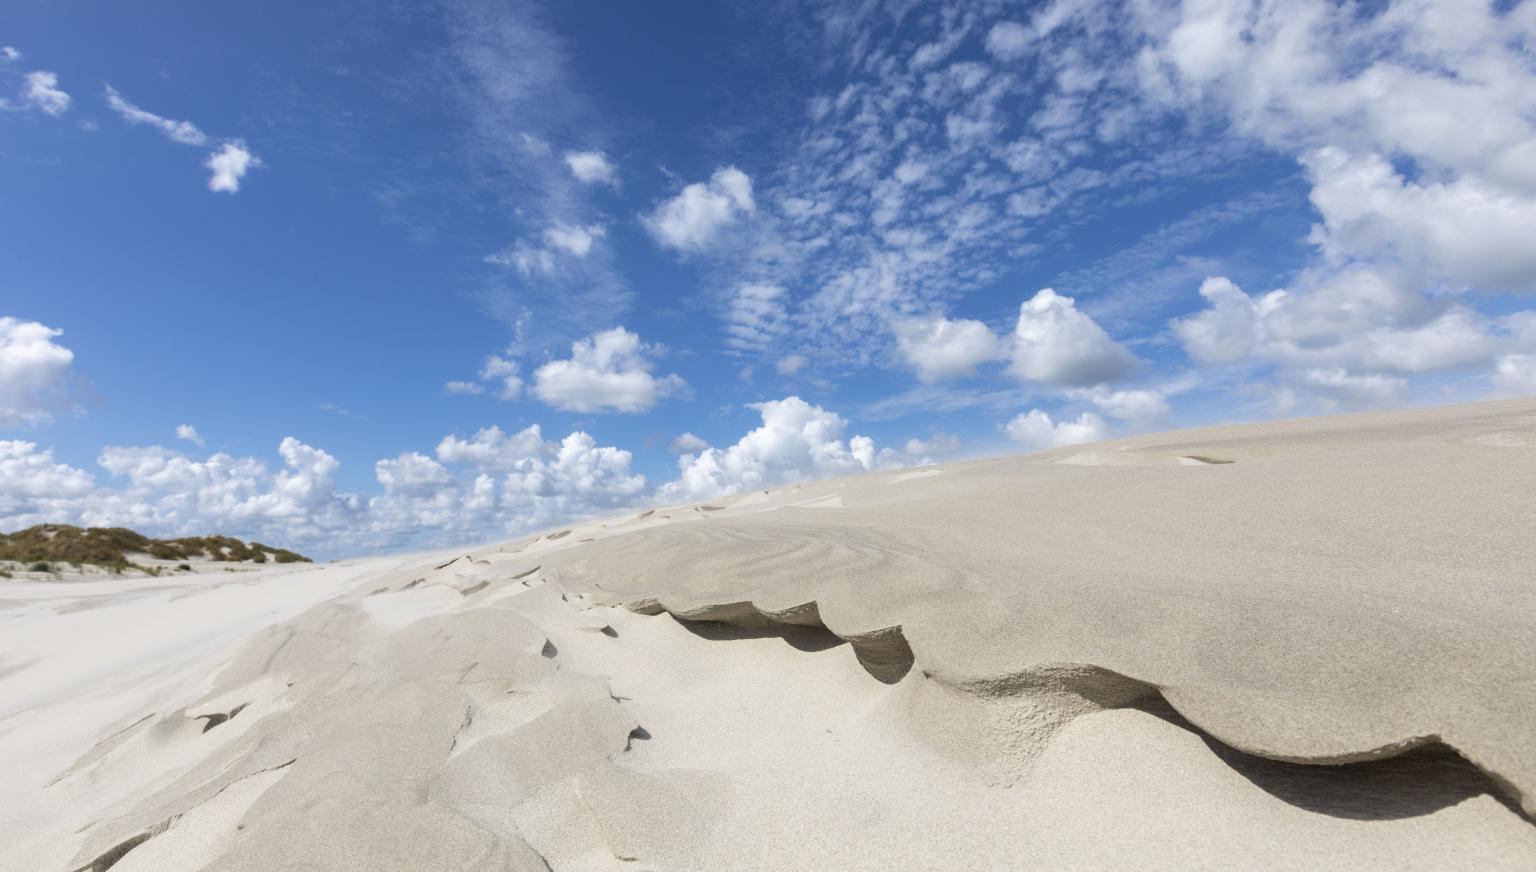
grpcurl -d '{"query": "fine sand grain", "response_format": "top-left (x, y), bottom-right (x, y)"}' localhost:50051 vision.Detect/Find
top-left (1, 398), bottom-right (1533, 870)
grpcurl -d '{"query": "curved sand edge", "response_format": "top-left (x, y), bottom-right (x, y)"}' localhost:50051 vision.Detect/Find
top-left (625, 593), bottom-right (1528, 816)
top-left (1, 397), bottom-right (1531, 870)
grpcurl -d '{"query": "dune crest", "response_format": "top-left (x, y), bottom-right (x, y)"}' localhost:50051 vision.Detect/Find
top-left (2, 399), bottom-right (1534, 870)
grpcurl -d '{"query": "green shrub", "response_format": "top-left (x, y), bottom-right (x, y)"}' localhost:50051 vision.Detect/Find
top-left (0, 526), bottom-right (309, 571)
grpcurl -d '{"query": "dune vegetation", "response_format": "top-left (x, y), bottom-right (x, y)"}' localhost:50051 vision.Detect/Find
top-left (0, 524), bottom-right (309, 574)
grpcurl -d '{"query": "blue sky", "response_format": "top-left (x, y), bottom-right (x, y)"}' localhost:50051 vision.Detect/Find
top-left (4, 0), bottom-right (1535, 555)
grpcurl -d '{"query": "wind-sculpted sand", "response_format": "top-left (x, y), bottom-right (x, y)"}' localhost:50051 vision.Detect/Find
top-left (1, 398), bottom-right (1533, 870)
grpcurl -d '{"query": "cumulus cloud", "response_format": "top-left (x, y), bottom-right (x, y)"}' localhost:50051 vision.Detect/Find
top-left (659, 396), bottom-right (901, 502)
top-left (643, 166), bottom-right (754, 251)
top-left (3, 400), bottom-right (941, 557)
top-left (206, 141), bottom-right (259, 193)
top-left (1174, 272), bottom-right (1507, 376)
top-left (1303, 148), bottom-right (1536, 293)
top-left (0, 317), bottom-right (76, 428)
top-left (1295, 367), bottom-right (1407, 411)
top-left (0, 425), bottom-right (658, 556)
top-left (374, 452), bottom-right (454, 498)
top-left (103, 85), bottom-right (208, 145)
top-left (1005, 409), bottom-right (1109, 451)
top-left (903, 432), bottom-right (960, 458)
top-left (431, 424), bottom-right (647, 531)
top-left (1009, 289), bottom-right (1136, 386)
top-left (1493, 354), bottom-right (1536, 398)
top-left (485, 223), bottom-right (606, 275)
top-left (22, 70), bottom-right (69, 115)
top-left (532, 327), bottom-right (684, 413)
top-left (478, 353), bottom-right (523, 400)
top-left (175, 424), bottom-right (205, 447)
top-left (85, 438), bottom-right (362, 541)
top-left (2, 47), bottom-right (20, 62)
top-left (499, 431), bottom-right (646, 521)
top-left (1139, 0), bottom-right (1536, 407)
top-left (564, 149), bottom-right (617, 185)
top-left (669, 432), bottom-right (710, 454)
top-left (544, 222), bottom-right (605, 257)
top-left (436, 425), bottom-right (552, 472)
top-left (1066, 387), bottom-right (1171, 428)
top-left (444, 380), bottom-right (485, 395)
top-left (891, 313), bottom-right (1006, 382)
top-left (1140, 0), bottom-right (1536, 195)
top-left (0, 440), bottom-right (93, 501)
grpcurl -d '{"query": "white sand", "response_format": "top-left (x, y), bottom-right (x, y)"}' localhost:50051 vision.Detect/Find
top-left (1, 398), bottom-right (1533, 870)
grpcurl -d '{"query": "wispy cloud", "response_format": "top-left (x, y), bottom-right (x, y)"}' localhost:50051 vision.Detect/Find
top-left (104, 85), bottom-right (208, 145)
top-left (314, 401), bottom-right (367, 421)
top-left (443, 0), bottom-right (630, 352)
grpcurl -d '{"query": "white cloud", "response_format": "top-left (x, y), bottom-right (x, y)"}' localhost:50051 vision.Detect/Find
top-left (436, 425), bottom-right (552, 472)
top-left (486, 223), bottom-right (606, 276)
top-left (444, 380), bottom-right (485, 395)
top-left (433, 424), bottom-right (647, 530)
top-left (659, 396), bottom-right (896, 502)
top-left (1067, 387), bottom-right (1171, 428)
top-left (175, 424), bottom-right (205, 447)
top-left (1296, 367), bottom-right (1407, 410)
top-left (206, 141), bottom-right (258, 193)
top-left (498, 430), bottom-right (647, 520)
top-left (564, 150), bottom-right (617, 185)
top-left (532, 327), bottom-right (684, 413)
top-left (484, 243), bottom-right (552, 275)
top-left (1005, 409), bottom-right (1109, 451)
top-left (1303, 147), bottom-right (1536, 292)
top-left (776, 354), bottom-right (807, 376)
top-left (1009, 289), bottom-right (1136, 386)
top-left (478, 353), bottom-right (523, 400)
top-left (2, 47), bottom-right (20, 62)
top-left (543, 222), bottom-right (605, 257)
top-left (0, 317), bottom-right (76, 428)
top-left (1492, 354), bottom-right (1536, 399)
top-left (88, 438), bottom-right (362, 539)
top-left (1138, 0), bottom-right (1536, 410)
top-left (985, 21), bottom-right (1033, 60)
top-left (725, 283), bottom-right (790, 353)
top-left (22, 70), bottom-right (69, 115)
top-left (643, 166), bottom-right (755, 251)
top-left (1174, 271), bottom-right (1506, 376)
top-left (891, 313), bottom-right (1006, 382)
top-left (669, 432), bottom-right (710, 455)
top-left (375, 452), bottom-right (454, 498)
top-left (0, 440), bottom-right (93, 501)
top-left (1140, 0), bottom-right (1536, 195)
top-left (1, 422), bottom-right (656, 557)
top-left (103, 85), bottom-right (208, 145)
top-left (903, 432), bottom-right (960, 459)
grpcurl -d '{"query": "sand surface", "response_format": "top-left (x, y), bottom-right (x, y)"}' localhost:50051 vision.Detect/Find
top-left (2, 398), bottom-right (1533, 870)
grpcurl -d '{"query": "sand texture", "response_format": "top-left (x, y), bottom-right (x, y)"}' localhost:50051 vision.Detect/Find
top-left (2, 398), bottom-right (1533, 870)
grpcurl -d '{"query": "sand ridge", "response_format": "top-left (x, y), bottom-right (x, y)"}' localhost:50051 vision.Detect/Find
top-left (0, 398), bottom-right (1532, 870)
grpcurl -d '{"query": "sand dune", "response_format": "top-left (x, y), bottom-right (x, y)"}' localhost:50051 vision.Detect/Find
top-left (2, 398), bottom-right (1533, 870)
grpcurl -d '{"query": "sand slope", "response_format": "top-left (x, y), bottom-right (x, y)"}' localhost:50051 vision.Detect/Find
top-left (1, 398), bottom-right (1533, 870)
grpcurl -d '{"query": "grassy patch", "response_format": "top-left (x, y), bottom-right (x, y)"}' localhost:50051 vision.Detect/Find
top-left (0, 524), bottom-right (311, 575)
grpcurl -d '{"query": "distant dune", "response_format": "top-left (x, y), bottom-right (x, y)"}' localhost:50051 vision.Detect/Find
top-left (1, 398), bottom-right (1533, 870)
top-left (0, 525), bottom-right (310, 578)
